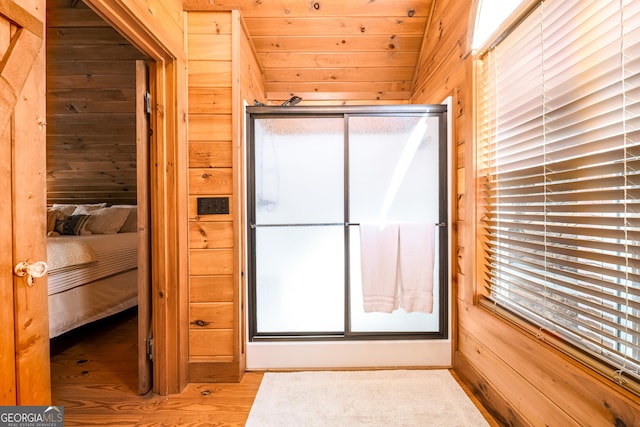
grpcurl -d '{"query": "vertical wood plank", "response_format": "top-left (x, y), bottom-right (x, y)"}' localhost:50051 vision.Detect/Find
top-left (231, 8), bottom-right (246, 374)
top-left (0, 15), bottom-right (17, 405)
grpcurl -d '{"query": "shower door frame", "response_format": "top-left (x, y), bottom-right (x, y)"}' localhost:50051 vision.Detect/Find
top-left (246, 104), bottom-right (448, 344)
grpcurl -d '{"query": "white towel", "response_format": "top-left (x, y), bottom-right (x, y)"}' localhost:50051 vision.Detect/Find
top-left (398, 223), bottom-right (435, 313)
top-left (359, 223), bottom-right (399, 313)
top-left (359, 222), bottom-right (436, 314)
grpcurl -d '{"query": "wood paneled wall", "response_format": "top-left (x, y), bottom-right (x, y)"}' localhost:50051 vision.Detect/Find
top-left (46, 0), bottom-right (148, 205)
top-left (411, 0), bottom-right (640, 425)
top-left (186, 10), bottom-right (242, 382)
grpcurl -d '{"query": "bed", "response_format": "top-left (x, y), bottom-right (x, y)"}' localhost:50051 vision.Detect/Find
top-left (46, 204), bottom-right (138, 338)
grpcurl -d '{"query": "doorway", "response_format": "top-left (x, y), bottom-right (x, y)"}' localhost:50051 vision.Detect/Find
top-left (46, 0), bottom-right (152, 395)
top-left (246, 105), bottom-right (451, 369)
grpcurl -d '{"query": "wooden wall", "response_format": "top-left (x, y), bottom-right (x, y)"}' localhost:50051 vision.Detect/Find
top-left (410, 0), bottom-right (640, 425)
top-left (46, 0), bottom-right (148, 206)
top-left (186, 10), bottom-right (244, 382)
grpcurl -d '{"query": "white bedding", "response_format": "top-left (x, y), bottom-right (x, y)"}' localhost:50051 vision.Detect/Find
top-left (47, 232), bottom-right (139, 338)
top-left (47, 232), bottom-right (138, 295)
top-left (47, 239), bottom-right (96, 270)
top-left (49, 269), bottom-right (138, 338)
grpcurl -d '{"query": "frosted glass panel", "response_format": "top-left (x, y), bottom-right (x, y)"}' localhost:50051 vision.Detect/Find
top-left (349, 115), bottom-right (440, 224)
top-left (348, 115), bottom-right (440, 333)
top-left (349, 228), bottom-right (440, 332)
top-left (254, 118), bottom-right (344, 225)
top-left (255, 226), bottom-right (345, 333)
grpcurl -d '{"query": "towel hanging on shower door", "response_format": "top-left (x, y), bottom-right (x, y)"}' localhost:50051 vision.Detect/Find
top-left (359, 222), bottom-right (435, 314)
top-left (398, 223), bottom-right (435, 313)
top-left (359, 223), bottom-right (400, 313)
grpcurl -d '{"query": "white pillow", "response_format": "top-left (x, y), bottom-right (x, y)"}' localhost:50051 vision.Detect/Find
top-left (50, 204), bottom-right (76, 216)
top-left (74, 206), bottom-right (130, 234)
top-left (112, 205), bottom-right (138, 233)
top-left (53, 203), bottom-right (107, 216)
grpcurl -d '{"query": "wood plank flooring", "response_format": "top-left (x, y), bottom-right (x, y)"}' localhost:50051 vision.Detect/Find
top-left (50, 308), bottom-right (261, 426)
top-left (50, 308), bottom-right (498, 426)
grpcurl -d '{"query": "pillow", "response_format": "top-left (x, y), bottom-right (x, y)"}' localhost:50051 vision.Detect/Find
top-left (113, 205), bottom-right (137, 233)
top-left (46, 207), bottom-right (69, 233)
top-left (75, 206), bottom-right (130, 234)
top-left (71, 204), bottom-right (107, 215)
top-left (49, 204), bottom-right (76, 216)
top-left (55, 214), bottom-right (91, 236)
top-left (53, 203), bottom-right (107, 207)
top-left (52, 202), bottom-right (107, 219)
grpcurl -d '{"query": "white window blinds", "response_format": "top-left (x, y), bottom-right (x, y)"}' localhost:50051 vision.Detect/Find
top-left (478, 0), bottom-right (640, 386)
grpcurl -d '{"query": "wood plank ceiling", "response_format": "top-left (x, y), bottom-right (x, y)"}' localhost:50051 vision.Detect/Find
top-left (184, 0), bottom-right (436, 104)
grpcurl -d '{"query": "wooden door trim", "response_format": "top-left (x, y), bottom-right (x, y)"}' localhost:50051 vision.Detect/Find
top-left (136, 60), bottom-right (152, 395)
top-left (83, 0), bottom-right (189, 395)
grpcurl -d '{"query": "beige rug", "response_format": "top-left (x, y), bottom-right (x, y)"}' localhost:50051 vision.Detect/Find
top-left (245, 370), bottom-right (490, 427)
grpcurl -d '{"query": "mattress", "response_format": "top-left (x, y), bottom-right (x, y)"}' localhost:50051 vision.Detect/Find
top-left (47, 232), bottom-right (138, 295)
top-left (49, 268), bottom-right (138, 338)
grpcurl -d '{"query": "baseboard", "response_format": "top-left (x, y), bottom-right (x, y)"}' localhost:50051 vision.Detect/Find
top-left (189, 360), bottom-right (244, 383)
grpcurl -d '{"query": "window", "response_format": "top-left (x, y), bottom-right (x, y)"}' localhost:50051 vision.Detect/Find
top-left (472, 0), bottom-right (524, 50)
top-left (477, 0), bottom-right (640, 391)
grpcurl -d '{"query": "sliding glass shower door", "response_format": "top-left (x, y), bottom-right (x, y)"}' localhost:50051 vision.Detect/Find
top-left (348, 115), bottom-right (442, 334)
top-left (247, 105), bottom-right (447, 341)
top-left (251, 116), bottom-right (345, 334)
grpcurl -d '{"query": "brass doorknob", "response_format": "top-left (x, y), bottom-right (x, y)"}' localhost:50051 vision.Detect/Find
top-left (14, 261), bottom-right (48, 286)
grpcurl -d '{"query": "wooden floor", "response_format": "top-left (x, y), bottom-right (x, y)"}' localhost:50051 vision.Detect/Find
top-left (51, 308), bottom-right (498, 426)
top-left (50, 308), bottom-right (261, 426)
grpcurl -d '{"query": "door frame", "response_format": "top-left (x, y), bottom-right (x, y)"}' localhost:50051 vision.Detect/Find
top-left (135, 60), bottom-right (152, 395)
top-left (80, 0), bottom-right (189, 395)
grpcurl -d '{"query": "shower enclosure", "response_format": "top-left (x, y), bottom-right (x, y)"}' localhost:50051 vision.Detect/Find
top-left (246, 105), bottom-right (449, 367)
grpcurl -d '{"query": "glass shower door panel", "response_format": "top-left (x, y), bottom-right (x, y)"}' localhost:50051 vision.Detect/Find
top-left (254, 118), bottom-right (344, 225)
top-left (348, 115), bottom-right (441, 333)
top-left (255, 226), bottom-right (344, 333)
top-left (253, 117), bottom-right (345, 334)
top-left (349, 229), bottom-right (440, 332)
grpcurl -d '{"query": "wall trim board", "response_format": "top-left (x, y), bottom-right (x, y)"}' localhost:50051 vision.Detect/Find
top-left (189, 361), bottom-right (242, 383)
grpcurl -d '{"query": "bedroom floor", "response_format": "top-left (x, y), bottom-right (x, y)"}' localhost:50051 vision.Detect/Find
top-left (50, 308), bottom-right (262, 426)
